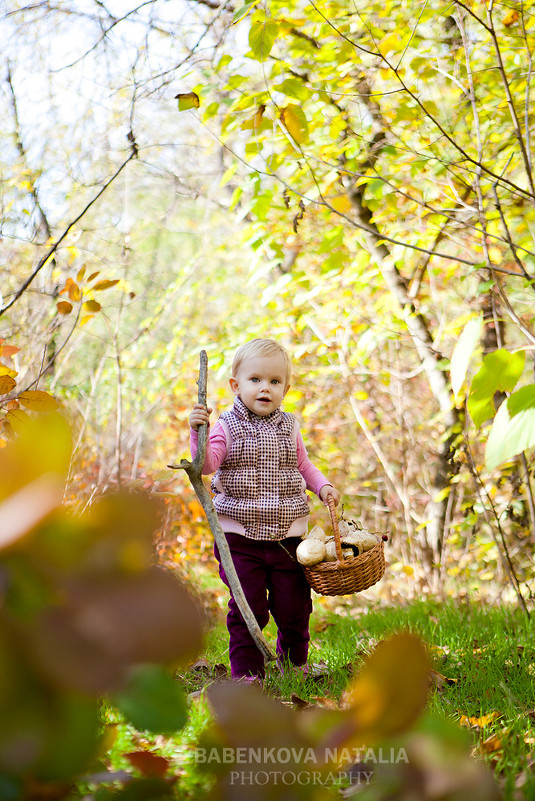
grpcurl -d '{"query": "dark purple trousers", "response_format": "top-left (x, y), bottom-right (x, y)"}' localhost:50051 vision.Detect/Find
top-left (214, 533), bottom-right (313, 679)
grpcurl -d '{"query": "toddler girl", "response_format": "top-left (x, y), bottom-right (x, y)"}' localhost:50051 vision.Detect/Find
top-left (189, 338), bottom-right (340, 682)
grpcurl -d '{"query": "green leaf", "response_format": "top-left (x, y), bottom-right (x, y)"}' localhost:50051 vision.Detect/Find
top-left (467, 349), bottom-right (525, 428)
top-left (249, 20), bottom-right (278, 62)
top-left (114, 665), bottom-right (188, 734)
top-left (276, 78), bottom-right (310, 101)
top-left (232, 0), bottom-right (261, 24)
top-left (507, 384), bottom-right (535, 417)
top-left (485, 387), bottom-right (535, 470)
top-left (450, 315), bottom-right (483, 398)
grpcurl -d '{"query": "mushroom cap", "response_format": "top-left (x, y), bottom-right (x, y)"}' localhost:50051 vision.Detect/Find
top-left (296, 538), bottom-right (327, 566)
top-left (342, 530), bottom-right (377, 551)
top-left (306, 525), bottom-right (327, 543)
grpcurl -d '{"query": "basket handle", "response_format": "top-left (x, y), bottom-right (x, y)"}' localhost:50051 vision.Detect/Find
top-left (327, 495), bottom-right (344, 562)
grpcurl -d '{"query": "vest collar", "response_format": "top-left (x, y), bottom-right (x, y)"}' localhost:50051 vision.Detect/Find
top-left (233, 395), bottom-right (282, 425)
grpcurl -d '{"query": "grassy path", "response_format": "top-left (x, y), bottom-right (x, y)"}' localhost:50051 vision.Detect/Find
top-left (99, 592), bottom-right (534, 800)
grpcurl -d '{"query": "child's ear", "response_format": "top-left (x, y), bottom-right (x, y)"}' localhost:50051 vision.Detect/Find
top-left (283, 383), bottom-right (290, 397)
top-left (229, 376), bottom-right (240, 396)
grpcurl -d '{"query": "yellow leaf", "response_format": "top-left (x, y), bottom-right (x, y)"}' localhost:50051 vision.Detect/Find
top-left (402, 565), bottom-right (414, 576)
top-left (0, 376), bottom-right (16, 395)
top-left (280, 104), bottom-right (309, 144)
top-left (459, 711), bottom-right (502, 728)
top-left (67, 245), bottom-right (79, 264)
top-left (241, 104), bottom-right (266, 131)
top-left (83, 300), bottom-right (102, 313)
top-left (343, 632), bottom-right (429, 743)
top-left (479, 734), bottom-right (503, 755)
top-left (77, 265), bottom-right (86, 282)
top-left (57, 301), bottom-right (73, 315)
top-left (503, 8), bottom-right (519, 26)
top-left (5, 408), bottom-right (31, 432)
top-left (0, 363), bottom-right (17, 379)
top-left (329, 195), bottom-right (352, 214)
top-left (378, 32), bottom-right (406, 55)
top-left (68, 281), bottom-right (82, 302)
top-left (18, 390), bottom-right (59, 412)
top-left (87, 271), bottom-right (100, 282)
top-left (80, 315), bottom-right (95, 327)
top-left (93, 279), bottom-right (120, 291)
top-left (175, 92), bottom-right (200, 111)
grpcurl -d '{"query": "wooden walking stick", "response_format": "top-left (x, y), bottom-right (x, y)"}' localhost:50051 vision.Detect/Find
top-left (168, 350), bottom-right (276, 664)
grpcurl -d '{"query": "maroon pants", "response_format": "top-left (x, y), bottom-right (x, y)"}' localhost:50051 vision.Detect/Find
top-left (214, 533), bottom-right (313, 679)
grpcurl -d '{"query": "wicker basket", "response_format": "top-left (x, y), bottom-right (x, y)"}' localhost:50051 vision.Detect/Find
top-left (302, 497), bottom-right (387, 596)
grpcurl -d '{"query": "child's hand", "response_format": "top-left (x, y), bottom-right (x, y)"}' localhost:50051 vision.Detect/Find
top-left (320, 485), bottom-right (341, 506)
top-left (189, 403), bottom-right (212, 431)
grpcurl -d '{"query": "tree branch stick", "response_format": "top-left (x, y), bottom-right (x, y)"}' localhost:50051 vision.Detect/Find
top-left (168, 350), bottom-right (276, 664)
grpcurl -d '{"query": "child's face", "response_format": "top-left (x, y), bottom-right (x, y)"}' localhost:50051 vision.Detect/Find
top-left (230, 353), bottom-right (289, 416)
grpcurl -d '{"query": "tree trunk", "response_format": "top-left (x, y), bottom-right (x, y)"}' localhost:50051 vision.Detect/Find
top-left (346, 182), bottom-right (460, 570)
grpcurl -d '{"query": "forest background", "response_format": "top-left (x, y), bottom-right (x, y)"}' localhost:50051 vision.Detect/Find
top-left (2, 0), bottom-right (535, 605)
top-left (1, 0), bottom-right (535, 798)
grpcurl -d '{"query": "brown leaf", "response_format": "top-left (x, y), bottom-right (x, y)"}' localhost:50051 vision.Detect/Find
top-left (125, 750), bottom-right (170, 777)
top-left (429, 669), bottom-right (457, 690)
top-left (57, 301), bottom-right (73, 315)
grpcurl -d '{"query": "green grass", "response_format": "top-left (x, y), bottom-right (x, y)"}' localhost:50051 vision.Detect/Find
top-left (89, 595), bottom-right (535, 800)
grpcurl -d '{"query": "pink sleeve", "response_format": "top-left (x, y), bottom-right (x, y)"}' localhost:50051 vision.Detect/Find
top-left (190, 420), bottom-right (228, 475)
top-left (296, 430), bottom-right (332, 497)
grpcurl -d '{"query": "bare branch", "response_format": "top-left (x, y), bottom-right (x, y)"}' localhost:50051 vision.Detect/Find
top-left (0, 148), bottom-right (137, 318)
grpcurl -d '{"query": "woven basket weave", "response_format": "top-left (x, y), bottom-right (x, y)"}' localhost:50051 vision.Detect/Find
top-left (302, 497), bottom-right (386, 596)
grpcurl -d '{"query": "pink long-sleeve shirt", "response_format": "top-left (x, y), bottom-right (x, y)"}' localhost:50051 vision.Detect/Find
top-left (190, 419), bottom-right (332, 538)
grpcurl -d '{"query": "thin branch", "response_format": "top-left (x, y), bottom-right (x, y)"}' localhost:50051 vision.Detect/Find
top-left (464, 417), bottom-right (530, 618)
top-left (168, 351), bottom-right (276, 664)
top-left (486, 3), bottom-right (535, 198)
top-left (492, 183), bottom-right (535, 283)
top-left (0, 148), bottom-right (137, 318)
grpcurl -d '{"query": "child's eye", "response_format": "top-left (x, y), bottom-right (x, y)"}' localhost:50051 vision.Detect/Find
top-left (251, 377), bottom-right (259, 383)
top-left (271, 379), bottom-right (280, 384)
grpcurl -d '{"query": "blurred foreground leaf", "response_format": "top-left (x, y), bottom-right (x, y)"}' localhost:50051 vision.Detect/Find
top-left (114, 664), bottom-right (188, 734)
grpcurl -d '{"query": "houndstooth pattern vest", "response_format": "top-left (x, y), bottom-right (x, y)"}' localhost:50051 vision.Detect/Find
top-left (211, 397), bottom-right (309, 540)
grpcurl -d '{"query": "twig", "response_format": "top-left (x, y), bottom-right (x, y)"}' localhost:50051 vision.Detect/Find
top-left (168, 350), bottom-right (276, 664)
top-left (0, 148), bottom-right (137, 318)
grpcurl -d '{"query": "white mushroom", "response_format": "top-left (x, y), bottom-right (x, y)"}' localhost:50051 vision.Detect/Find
top-left (305, 525), bottom-right (327, 543)
top-left (325, 539), bottom-right (356, 561)
top-left (296, 538), bottom-right (326, 566)
top-left (344, 530), bottom-right (377, 552)
top-left (324, 539), bottom-right (338, 561)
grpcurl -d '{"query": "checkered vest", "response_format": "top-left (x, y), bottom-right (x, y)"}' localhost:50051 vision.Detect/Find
top-left (211, 397), bottom-right (309, 540)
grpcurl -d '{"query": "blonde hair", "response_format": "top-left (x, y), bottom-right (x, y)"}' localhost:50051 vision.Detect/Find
top-left (232, 339), bottom-right (292, 387)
